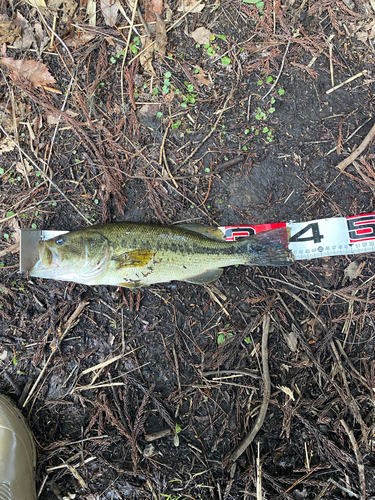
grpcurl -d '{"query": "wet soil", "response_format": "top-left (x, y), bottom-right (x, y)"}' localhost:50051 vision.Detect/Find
top-left (1, 0), bottom-right (375, 499)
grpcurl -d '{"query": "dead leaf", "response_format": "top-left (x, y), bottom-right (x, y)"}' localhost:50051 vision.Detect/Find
top-left (0, 14), bottom-right (22, 45)
top-left (145, 0), bottom-right (164, 21)
top-left (0, 58), bottom-right (56, 89)
top-left (155, 14), bottom-right (167, 59)
top-left (13, 27), bottom-right (34, 50)
top-left (24, 0), bottom-right (46, 6)
top-left (16, 160), bottom-right (31, 177)
top-left (101, 0), bottom-right (118, 26)
top-left (86, 0), bottom-right (97, 26)
top-left (13, 11), bottom-right (28, 29)
top-left (344, 260), bottom-right (360, 281)
top-left (283, 331), bottom-right (297, 352)
top-left (65, 31), bottom-right (95, 47)
top-left (0, 242), bottom-right (20, 258)
top-left (190, 26), bottom-right (212, 45)
top-left (356, 31), bottom-right (368, 43)
top-left (195, 66), bottom-right (210, 86)
top-left (0, 137), bottom-right (15, 154)
top-left (140, 34), bottom-right (155, 75)
top-left (45, 109), bottom-right (78, 124)
top-left (0, 102), bottom-right (14, 133)
top-left (177, 0), bottom-right (204, 12)
top-left (277, 385), bottom-right (295, 401)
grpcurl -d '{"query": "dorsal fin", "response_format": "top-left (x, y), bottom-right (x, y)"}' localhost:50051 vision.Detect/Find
top-left (176, 224), bottom-right (225, 241)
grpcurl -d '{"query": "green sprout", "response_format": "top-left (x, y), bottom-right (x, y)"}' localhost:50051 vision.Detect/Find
top-left (174, 423), bottom-right (181, 447)
top-left (217, 327), bottom-right (234, 345)
top-left (243, 0), bottom-right (264, 7)
top-left (221, 56), bottom-right (231, 65)
top-left (255, 108), bottom-right (267, 120)
top-left (130, 36), bottom-right (140, 54)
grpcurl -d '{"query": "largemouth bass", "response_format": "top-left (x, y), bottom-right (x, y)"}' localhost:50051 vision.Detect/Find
top-left (29, 223), bottom-right (294, 288)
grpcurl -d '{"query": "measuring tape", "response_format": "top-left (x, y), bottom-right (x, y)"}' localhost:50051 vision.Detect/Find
top-left (219, 213), bottom-right (375, 260)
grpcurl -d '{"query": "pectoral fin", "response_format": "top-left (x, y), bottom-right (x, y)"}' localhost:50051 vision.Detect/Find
top-left (184, 268), bottom-right (223, 284)
top-left (176, 224), bottom-right (225, 241)
top-left (112, 249), bottom-right (153, 269)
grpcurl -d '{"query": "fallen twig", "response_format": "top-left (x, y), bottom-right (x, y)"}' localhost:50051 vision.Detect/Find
top-left (326, 70), bottom-right (367, 95)
top-left (340, 419), bottom-right (366, 500)
top-left (262, 41), bottom-right (290, 101)
top-left (335, 122), bottom-right (375, 172)
top-left (229, 314), bottom-right (271, 462)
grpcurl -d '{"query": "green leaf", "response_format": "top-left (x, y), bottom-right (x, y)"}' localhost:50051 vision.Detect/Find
top-left (6, 211), bottom-right (15, 217)
top-left (221, 56), bottom-right (231, 65)
top-left (256, 1), bottom-right (264, 8)
top-left (164, 71), bottom-right (172, 78)
top-left (257, 80), bottom-right (263, 85)
top-left (217, 333), bottom-right (226, 344)
top-left (244, 337), bottom-right (252, 344)
top-left (243, 0), bottom-right (259, 3)
top-left (266, 75), bottom-right (273, 83)
top-left (110, 57), bottom-right (116, 64)
top-left (263, 127), bottom-right (269, 133)
top-left (278, 88), bottom-right (285, 95)
top-left (157, 112), bottom-right (163, 118)
top-left (242, 145), bottom-right (248, 151)
top-left (207, 47), bottom-right (216, 56)
top-left (217, 34), bottom-right (227, 40)
top-left (268, 107), bottom-right (276, 113)
top-left (175, 423), bottom-right (181, 434)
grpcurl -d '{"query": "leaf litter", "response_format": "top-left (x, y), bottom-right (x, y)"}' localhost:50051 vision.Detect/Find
top-left (0, 57), bottom-right (56, 89)
top-left (1, 0), bottom-right (375, 498)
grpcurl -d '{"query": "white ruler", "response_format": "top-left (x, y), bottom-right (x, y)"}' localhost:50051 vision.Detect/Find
top-left (219, 213), bottom-right (375, 260)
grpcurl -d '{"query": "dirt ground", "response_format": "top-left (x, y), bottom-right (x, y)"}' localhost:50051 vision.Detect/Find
top-left (1, 0), bottom-right (375, 498)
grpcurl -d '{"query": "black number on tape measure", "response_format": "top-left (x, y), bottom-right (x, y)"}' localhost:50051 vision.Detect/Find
top-left (290, 223), bottom-right (324, 244)
top-left (347, 215), bottom-right (375, 242)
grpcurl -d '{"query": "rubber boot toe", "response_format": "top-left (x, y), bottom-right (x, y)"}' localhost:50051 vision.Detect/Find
top-left (0, 394), bottom-right (36, 500)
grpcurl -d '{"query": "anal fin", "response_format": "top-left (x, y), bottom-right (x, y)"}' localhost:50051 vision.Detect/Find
top-left (118, 281), bottom-right (148, 289)
top-left (184, 268), bottom-right (223, 284)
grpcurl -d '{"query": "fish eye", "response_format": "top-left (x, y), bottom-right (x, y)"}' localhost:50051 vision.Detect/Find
top-left (56, 237), bottom-right (65, 245)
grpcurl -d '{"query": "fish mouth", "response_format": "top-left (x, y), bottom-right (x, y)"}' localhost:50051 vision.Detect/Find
top-left (29, 241), bottom-right (61, 277)
top-left (40, 241), bottom-right (61, 267)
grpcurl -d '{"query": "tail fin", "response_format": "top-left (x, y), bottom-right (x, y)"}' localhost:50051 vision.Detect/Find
top-left (245, 227), bottom-right (294, 266)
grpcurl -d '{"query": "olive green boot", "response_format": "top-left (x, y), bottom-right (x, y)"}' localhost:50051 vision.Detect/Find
top-left (0, 394), bottom-right (36, 500)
